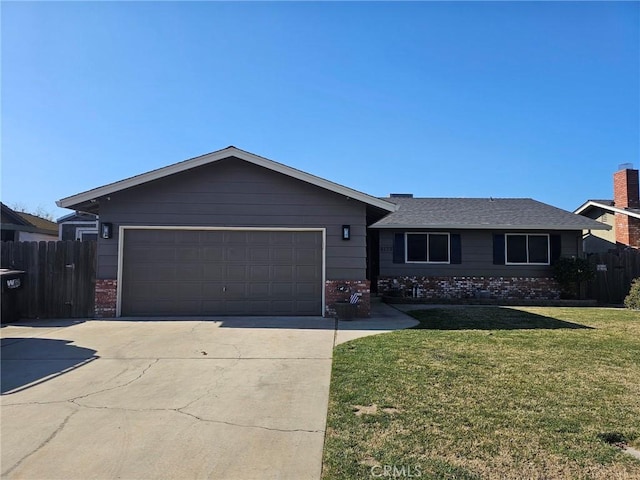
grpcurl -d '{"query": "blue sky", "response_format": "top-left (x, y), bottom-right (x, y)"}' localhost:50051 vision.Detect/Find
top-left (2, 1), bottom-right (638, 220)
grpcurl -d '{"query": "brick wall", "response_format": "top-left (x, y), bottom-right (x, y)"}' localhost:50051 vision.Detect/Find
top-left (613, 168), bottom-right (640, 248)
top-left (378, 276), bottom-right (560, 301)
top-left (325, 280), bottom-right (370, 318)
top-left (95, 279), bottom-right (117, 318)
top-left (615, 214), bottom-right (640, 248)
top-left (614, 168), bottom-right (640, 209)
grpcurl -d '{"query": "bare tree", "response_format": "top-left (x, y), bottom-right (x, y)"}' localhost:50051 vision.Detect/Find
top-left (10, 203), bottom-right (55, 221)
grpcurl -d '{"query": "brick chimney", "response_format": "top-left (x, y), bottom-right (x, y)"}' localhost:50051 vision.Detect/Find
top-left (613, 164), bottom-right (640, 248)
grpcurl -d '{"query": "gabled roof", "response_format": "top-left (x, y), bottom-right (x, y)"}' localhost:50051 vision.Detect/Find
top-left (1, 203), bottom-right (58, 235)
top-left (15, 212), bottom-right (58, 234)
top-left (57, 146), bottom-right (397, 213)
top-left (1, 203), bottom-right (31, 226)
top-left (369, 197), bottom-right (610, 231)
top-left (574, 200), bottom-right (640, 220)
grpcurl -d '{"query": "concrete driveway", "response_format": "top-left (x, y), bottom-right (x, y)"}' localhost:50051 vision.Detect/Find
top-left (1, 304), bottom-right (416, 480)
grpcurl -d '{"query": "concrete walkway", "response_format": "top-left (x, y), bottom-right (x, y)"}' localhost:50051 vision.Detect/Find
top-left (1, 304), bottom-right (415, 480)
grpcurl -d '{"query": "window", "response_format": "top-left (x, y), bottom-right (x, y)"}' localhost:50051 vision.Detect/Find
top-left (505, 234), bottom-right (550, 265)
top-left (406, 233), bottom-right (450, 263)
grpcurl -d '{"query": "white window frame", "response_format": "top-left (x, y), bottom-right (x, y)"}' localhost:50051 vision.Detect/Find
top-left (75, 227), bottom-right (99, 241)
top-left (505, 233), bottom-right (551, 265)
top-left (405, 232), bottom-right (451, 264)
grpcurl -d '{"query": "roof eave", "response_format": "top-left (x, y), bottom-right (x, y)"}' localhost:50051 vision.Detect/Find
top-left (574, 200), bottom-right (640, 220)
top-left (369, 224), bottom-right (612, 231)
top-left (57, 147), bottom-right (397, 213)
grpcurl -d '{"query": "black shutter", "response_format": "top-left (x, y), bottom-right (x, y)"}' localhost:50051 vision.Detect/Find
top-left (550, 234), bottom-right (562, 262)
top-left (450, 234), bottom-right (462, 264)
top-left (493, 234), bottom-right (505, 265)
top-left (393, 233), bottom-right (405, 264)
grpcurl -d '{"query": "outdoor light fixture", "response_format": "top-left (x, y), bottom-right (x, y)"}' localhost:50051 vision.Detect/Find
top-left (342, 225), bottom-right (351, 240)
top-left (101, 222), bottom-right (113, 239)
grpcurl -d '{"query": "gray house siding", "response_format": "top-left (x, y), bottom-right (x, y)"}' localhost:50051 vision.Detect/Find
top-left (96, 157), bottom-right (367, 281)
top-left (378, 229), bottom-right (581, 278)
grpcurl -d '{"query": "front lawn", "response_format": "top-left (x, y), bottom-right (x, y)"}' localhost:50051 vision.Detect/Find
top-left (322, 307), bottom-right (640, 480)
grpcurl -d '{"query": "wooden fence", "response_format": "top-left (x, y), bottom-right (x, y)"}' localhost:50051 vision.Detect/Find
top-left (586, 249), bottom-right (640, 304)
top-left (1, 241), bottom-right (97, 319)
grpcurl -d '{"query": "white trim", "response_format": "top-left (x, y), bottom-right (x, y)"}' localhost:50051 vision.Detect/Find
top-left (75, 227), bottom-right (99, 241)
top-left (405, 232), bottom-right (451, 264)
top-left (60, 221), bottom-right (99, 225)
top-left (59, 220), bottom-right (99, 240)
top-left (57, 146), bottom-right (397, 213)
top-left (574, 200), bottom-right (640, 221)
top-left (116, 226), bottom-right (326, 317)
top-left (504, 233), bottom-right (551, 266)
top-left (56, 212), bottom-right (98, 223)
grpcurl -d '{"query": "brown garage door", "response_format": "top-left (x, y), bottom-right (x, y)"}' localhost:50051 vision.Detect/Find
top-left (121, 229), bottom-right (323, 316)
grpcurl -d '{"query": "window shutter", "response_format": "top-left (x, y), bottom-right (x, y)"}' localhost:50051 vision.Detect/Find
top-left (550, 234), bottom-right (562, 262)
top-left (393, 233), bottom-right (405, 264)
top-left (493, 234), bottom-right (505, 265)
top-left (450, 234), bottom-right (462, 264)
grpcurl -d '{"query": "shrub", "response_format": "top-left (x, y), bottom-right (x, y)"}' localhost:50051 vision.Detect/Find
top-left (624, 277), bottom-right (640, 310)
top-left (552, 257), bottom-right (595, 299)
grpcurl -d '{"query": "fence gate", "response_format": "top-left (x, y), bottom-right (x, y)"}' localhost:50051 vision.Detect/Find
top-left (1, 241), bottom-right (97, 319)
top-left (586, 249), bottom-right (640, 304)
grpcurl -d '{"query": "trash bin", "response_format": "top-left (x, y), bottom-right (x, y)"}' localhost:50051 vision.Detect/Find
top-left (1, 269), bottom-right (25, 323)
top-left (334, 302), bottom-right (358, 320)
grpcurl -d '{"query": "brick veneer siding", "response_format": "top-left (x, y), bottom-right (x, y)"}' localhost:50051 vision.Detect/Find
top-left (614, 168), bottom-right (640, 209)
top-left (615, 214), bottom-right (640, 248)
top-left (95, 279), bottom-right (117, 318)
top-left (325, 280), bottom-right (371, 318)
top-left (378, 276), bottom-right (560, 301)
top-left (613, 168), bottom-right (640, 248)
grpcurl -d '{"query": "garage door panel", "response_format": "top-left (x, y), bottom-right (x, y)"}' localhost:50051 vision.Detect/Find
top-left (122, 229), bottom-right (322, 316)
top-left (296, 265), bottom-right (320, 279)
top-left (249, 265), bottom-right (270, 281)
top-left (272, 266), bottom-right (293, 281)
top-left (225, 266), bottom-right (247, 282)
top-left (174, 247), bottom-right (202, 262)
top-left (226, 247), bottom-right (248, 262)
top-left (203, 247), bottom-right (224, 261)
top-left (203, 267), bottom-right (225, 281)
top-left (175, 264), bottom-right (203, 278)
top-left (250, 247), bottom-right (271, 262)
top-left (128, 246), bottom-right (176, 263)
top-left (296, 283), bottom-right (319, 295)
top-left (249, 283), bottom-right (270, 296)
top-left (133, 230), bottom-right (176, 244)
top-left (201, 282), bottom-right (225, 297)
top-left (130, 282), bottom-right (202, 300)
top-left (134, 264), bottom-right (176, 280)
top-left (271, 283), bottom-right (294, 296)
top-left (272, 248), bottom-right (294, 263)
top-left (296, 249), bottom-right (319, 264)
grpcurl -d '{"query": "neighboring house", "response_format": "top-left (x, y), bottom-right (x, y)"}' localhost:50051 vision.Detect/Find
top-left (574, 164), bottom-right (640, 252)
top-left (57, 212), bottom-right (99, 241)
top-left (57, 146), bottom-right (608, 318)
top-left (1, 203), bottom-right (58, 242)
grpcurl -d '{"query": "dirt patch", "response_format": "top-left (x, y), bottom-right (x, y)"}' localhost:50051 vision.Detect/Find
top-left (352, 404), bottom-right (401, 416)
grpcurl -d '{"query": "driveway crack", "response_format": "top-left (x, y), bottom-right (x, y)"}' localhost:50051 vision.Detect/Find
top-left (1, 408), bottom-right (79, 477)
top-left (173, 409), bottom-right (325, 434)
top-left (69, 358), bottom-right (159, 405)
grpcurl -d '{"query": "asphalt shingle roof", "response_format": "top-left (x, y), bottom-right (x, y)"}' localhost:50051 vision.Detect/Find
top-left (370, 197), bottom-right (610, 231)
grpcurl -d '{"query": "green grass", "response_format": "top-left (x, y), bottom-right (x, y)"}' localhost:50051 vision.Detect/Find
top-left (322, 307), bottom-right (640, 480)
